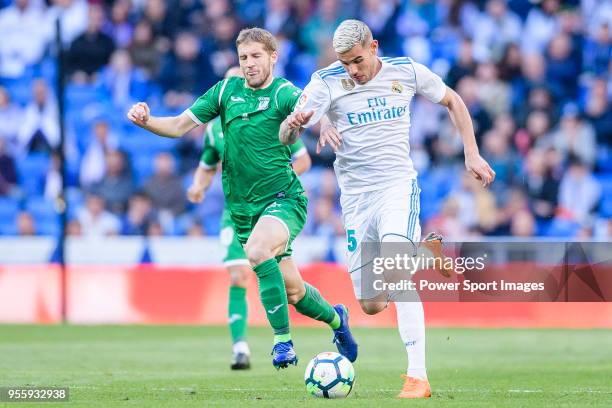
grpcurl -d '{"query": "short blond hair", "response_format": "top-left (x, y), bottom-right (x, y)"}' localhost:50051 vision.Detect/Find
top-left (235, 28), bottom-right (278, 54)
top-left (333, 19), bottom-right (373, 54)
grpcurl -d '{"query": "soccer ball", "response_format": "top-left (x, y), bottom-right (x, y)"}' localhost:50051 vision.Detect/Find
top-left (304, 351), bottom-right (355, 398)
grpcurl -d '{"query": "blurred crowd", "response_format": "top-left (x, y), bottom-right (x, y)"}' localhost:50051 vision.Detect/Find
top-left (0, 0), bottom-right (610, 239)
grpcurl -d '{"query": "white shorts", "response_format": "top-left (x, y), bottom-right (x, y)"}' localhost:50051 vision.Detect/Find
top-left (341, 180), bottom-right (422, 300)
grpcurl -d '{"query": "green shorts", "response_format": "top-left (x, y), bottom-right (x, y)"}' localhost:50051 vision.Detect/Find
top-left (220, 209), bottom-right (249, 267)
top-left (230, 194), bottom-right (307, 260)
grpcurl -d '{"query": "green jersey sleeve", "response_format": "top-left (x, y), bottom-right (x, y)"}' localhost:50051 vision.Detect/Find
top-left (199, 124), bottom-right (220, 168)
top-left (187, 80), bottom-right (227, 125)
top-left (289, 138), bottom-right (307, 158)
top-left (275, 81), bottom-right (303, 116)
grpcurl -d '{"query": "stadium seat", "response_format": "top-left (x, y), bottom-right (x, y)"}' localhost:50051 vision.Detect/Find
top-left (16, 154), bottom-right (49, 196)
top-left (26, 197), bottom-right (58, 224)
top-left (0, 197), bottom-right (19, 220)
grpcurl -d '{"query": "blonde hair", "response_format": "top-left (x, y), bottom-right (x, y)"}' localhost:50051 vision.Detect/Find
top-left (333, 19), bottom-right (373, 54)
top-left (235, 27), bottom-right (278, 54)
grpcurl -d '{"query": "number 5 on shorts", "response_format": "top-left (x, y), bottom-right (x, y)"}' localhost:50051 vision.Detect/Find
top-left (347, 229), bottom-right (357, 252)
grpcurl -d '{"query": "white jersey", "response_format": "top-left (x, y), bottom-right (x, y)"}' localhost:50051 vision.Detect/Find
top-left (296, 57), bottom-right (447, 195)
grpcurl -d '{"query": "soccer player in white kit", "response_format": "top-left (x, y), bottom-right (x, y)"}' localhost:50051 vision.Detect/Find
top-left (279, 20), bottom-right (495, 398)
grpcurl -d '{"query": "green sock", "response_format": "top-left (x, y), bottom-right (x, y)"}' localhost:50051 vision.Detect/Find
top-left (228, 286), bottom-right (248, 344)
top-left (294, 283), bottom-right (341, 330)
top-left (253, 259), bottom-right (291, 343)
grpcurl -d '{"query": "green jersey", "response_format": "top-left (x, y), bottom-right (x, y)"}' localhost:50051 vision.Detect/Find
top-left (199, 117), bottom-right (308, 169)
top-left (188, 77), bottom-right (304, 216)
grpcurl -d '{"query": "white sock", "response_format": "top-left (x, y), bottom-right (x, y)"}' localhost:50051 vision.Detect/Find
top-left (394, 300), bottom-right (427, 379)
top-left (233, 340), bottom-right (250, 356)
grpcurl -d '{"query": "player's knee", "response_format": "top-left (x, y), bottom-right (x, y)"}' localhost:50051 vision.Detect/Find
top-left (359, 300), bottom-right (385, 315)
top-left (229, 267), bottom-right (250, 287)
top-left (285, 285), bottom-right (305, 305)
top-left (245, 241), bottom-right (273, 266)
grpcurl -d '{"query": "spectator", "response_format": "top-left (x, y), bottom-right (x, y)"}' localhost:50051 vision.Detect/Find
top-left (66, 219), bottom-right (82, 236)
top-left (17, 79), bottom-right (59, 155)
top-left (66, 3), bottom-right (116, 82)
top-left (80, 120), bottom-right (119, 188)
top-left (300, 0), bottom-right (342, 61)
top-left (584, 78), bottom-right (612, 147)
top-left (545, 33), bottom-right (580, 102)
top-left (547, 103), bottom-right (597, 168)
top-left (121, 191), bottom-right (156, 235)
top-left (159, 31), bottom-right (210, 107)
top-left (583, 21), bottom-right (611, 76)
top-left (510, 209), bottom-right (536, 237)
top-left (446, 38), bottom-right (476, 89)
top-left (98, 49), bottom-right (150, 109)
top-left (472, 0), bottom-right (522, 62)
top-left (200, 14), bottom-right (240, 80)
top-left (425, 196), bottom-right (469, 240)
top-left (0, 86), bottom-right (23, 150)
top-left (142, 0), bottom-right (176, 44)
top-left (521, 0), bottom-right (559, 54)
top-left (128, 20), bottom-right (162, 78)
top-left (104, 0), bottom-right (133, 49)
top-left (481, 128), bottom-right (519, 187)
top-left (0, 138), bottom-right (17, 196)
top-left (475, 61), bottom-right (511, 117)
top-left (514, 110), bottom-right (551, 157)
top-left (497, 43), bottom-right (522, 84)
top-left (308, 197), bottom-right (343, 236)
top-left (44, 152), bottom-right (62, 201)
top-left (45, 0), bottom-right (89, 47)
top-left (143, 152), bottom-right (187, 217)
top-left (16, 211), bottom-right (36, 236)
top-left (77, 193), bottom-right (121, 237)
top-left (186, 220), bottom-right (205, 236)
top-left (557, 158), bottom-right (602, 224)
top-left (91, 149), bottom-right (135, 214)
top-left (522, 148), bottom-right (559, 222)
top-left (359, 0), bottom-right (401, 56)
top-left (0, 0), bottom-right (47, 78)
top-left (264, 0), bottom-right (299, 39)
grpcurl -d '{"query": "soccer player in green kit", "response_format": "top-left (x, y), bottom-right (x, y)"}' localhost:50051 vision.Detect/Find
top-left (127, 28), bottom-right (357, 369)
top-left (187, 66), bottom-right (312, 370)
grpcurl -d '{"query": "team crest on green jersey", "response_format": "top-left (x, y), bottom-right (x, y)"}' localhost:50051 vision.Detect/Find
top-left (258, 97), bottom-right (270, 110)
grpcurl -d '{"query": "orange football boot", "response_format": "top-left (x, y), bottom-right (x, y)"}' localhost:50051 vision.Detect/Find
top-left (397, 374), bottom-right (432, 399)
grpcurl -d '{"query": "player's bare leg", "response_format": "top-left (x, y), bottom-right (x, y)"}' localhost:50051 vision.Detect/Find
top-left (227, 265), bottom-right (251, 370)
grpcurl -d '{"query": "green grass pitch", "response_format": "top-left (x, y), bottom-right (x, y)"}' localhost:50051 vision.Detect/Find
top-left (1, 325), bottom-right (611, 407)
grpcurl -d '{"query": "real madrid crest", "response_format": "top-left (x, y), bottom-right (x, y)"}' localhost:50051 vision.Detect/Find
top-left (391, 80), bottom-right (403, 93)
top-left (341, 78), bottom-right (355, 91)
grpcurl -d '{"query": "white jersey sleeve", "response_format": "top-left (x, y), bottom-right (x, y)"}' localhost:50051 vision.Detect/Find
top-left (294, 72), bottom-right (331, 128)
top-left (411, 62), bottom-right (447, 103)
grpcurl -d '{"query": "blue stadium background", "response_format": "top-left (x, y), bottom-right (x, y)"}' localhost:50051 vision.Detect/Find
top-left (0, 0), bottom-right (610, 240)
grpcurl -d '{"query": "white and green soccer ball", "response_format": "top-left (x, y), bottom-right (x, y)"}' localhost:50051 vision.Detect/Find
top-left (304, 351), bottom-right (355, 398)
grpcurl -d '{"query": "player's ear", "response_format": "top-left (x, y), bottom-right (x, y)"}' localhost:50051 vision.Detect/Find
top-left (369, 40), bottom-right (378, 56)
top-left (270, 50), bottom-right (279, 65)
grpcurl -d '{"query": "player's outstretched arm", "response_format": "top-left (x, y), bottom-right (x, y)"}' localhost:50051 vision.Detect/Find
top-left (279, 110), bottom-right (314, 145)
top-left (127, 102), bottom-right (198, 138)
top-left (438, 88), bottom-right (496, 187)
top-left (187, 165), bottom-right (216, 204)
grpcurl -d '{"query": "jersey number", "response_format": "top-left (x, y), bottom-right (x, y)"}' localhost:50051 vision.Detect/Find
top-left (347, 229), bottom-right (357, 252)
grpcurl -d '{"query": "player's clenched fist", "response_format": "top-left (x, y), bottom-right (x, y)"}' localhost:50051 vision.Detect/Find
top-left (127, 102), bottom-right (150, 126)
top-left (187, 185), bottom-right (205, 203)
top-left (285, 110), bottom-right (314, 129)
